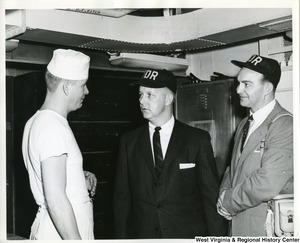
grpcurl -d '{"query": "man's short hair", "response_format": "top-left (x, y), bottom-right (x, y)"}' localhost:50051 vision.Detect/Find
top-left (45, 70), bottom-right (63, 92)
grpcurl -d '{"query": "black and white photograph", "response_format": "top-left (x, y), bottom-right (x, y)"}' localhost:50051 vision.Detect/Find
top-left (1, 0), bottom-right (299, 241)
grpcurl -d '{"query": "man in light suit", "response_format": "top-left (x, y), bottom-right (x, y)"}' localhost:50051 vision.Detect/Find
top-left (114, 69), bottom-right (227, 239)
top-left (217, 54), bottom-right (293, 236)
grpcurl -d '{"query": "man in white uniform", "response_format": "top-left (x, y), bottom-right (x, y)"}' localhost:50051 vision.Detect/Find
top-left (22, 49), bottom-right (97, 240)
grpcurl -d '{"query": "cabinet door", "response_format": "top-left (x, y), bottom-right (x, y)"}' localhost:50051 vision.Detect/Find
top-left (6, 72), bottom-right (45, 238)
top-left (68, 73), bottom-right (144, 238)
top-left (176, 80), bottom-right (246, 178)
top-left (6, 76), bottom-right (14, 235)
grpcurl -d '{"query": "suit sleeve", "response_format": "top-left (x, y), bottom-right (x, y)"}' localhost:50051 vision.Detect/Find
top-left (219, 122), bottom-right (244, 193)
top-left (222, 116), bottom-right (293, 215)
top-left (220, 167), bottom-right (231, 192)
top-left (198, 132), bottom-right (228, 236)
top-left (113, 135), bottom-right (131, 238)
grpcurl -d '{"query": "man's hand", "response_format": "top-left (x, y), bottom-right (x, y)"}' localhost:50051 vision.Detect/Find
top-left (84, 171), bottom-right (97, 197)
top-left (217, 190), bottom-right (232, 220)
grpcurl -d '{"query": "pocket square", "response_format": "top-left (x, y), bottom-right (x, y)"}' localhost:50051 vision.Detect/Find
top-left (179, 163), bottom-right (195, 169)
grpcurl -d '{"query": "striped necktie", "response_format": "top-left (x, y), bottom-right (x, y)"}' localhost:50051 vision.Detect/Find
top-left (153, 126), bottom-right (164, 177)
top-left (240, 115), bottom-right (253, 152)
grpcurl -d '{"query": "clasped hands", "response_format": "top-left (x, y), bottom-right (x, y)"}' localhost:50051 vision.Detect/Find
top-left (217, 190), bottom-right (232, 220)
top-left (84, 171), bottom-right (97, 197)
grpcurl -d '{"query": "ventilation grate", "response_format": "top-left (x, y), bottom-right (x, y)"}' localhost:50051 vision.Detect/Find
top-left (197, 92), bottom-right (208, 110)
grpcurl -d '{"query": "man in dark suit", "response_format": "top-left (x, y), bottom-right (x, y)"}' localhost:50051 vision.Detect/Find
top-left (114, 69), bottom-right (227, 239)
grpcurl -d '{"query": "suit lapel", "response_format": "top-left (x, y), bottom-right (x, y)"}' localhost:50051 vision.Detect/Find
top-left (138, 125), bottom-right (157, 179)
top-left (238, 125), bottom-right (268, 163)
top-left (232, 120), bottom-right (245, 171)
top-left (137, 120), bottom-right (191, 179)
top-left (234, 101), bottom-right (285, 172)
top-left (161, 121), bottom-right (183, 176)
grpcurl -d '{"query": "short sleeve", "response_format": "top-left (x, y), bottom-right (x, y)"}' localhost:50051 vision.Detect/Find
top-left (37, 120), bottom-right (69, 162)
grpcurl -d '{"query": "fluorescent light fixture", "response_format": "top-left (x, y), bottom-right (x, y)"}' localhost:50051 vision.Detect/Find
top-left (109, 53), bottom-right (188, 71)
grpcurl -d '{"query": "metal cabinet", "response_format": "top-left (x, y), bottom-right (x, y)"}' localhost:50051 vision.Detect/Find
top-left (6, 72), bottom-right (44, 238)
top-left (68, 71), bottom-right (144, 238)
top-left (175, 79), bottom-right (246, 179)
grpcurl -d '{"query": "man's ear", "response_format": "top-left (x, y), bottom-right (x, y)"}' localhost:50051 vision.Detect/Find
top-left (165, 92), bottom-right (174, 106)
top-left (63, 81), bottom-right (69, 96)
top-left (264, 82), bottom-right (274, 96)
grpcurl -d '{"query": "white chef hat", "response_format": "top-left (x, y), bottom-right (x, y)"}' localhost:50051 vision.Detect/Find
top-left (47, 49), bottom-right (90, 80)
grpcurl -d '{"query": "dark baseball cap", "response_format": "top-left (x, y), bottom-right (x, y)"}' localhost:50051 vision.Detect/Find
top-left (131, 69), bottom-right (177, 94)
top-left (231, 54), bottom-right (281, 88)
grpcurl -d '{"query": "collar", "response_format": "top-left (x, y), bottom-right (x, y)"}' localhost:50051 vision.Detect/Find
top-left (149, 115), bottom-right (175, 131)
top-left (250, 99), bottom-right (276, 122)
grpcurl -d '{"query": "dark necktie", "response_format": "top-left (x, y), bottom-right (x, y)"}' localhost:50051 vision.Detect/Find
top-left (153, 126), bottom-right (164, 177)
top-left (240, 115), bottom-right (253, 152)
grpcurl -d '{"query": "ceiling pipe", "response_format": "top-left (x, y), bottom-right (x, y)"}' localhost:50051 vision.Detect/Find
top-left (62, 9), bottom-right (136, 18)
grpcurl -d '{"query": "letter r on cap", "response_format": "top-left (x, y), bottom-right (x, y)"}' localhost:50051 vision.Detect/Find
top-left (143, 70), bottom-right (158, 80)
top-left (249, 56), bottom-right (263, 66)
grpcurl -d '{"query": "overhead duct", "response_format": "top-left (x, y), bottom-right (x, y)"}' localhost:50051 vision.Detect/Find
top-left (12, 8), bottom-right (292, 53)
top-left (259, 16), bottom-right (293, 32)
top-left (6, 8), bottom-right (293, 71)
top-left (15, 15), bottom-right (291, 54)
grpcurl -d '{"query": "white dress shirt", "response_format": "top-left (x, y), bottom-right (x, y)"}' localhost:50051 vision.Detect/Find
top-left (149, 116), bottom-right (175, 163)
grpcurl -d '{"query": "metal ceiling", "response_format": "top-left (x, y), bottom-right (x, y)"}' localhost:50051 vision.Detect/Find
top-left (16, 16), bottom-right (291, 54)
top-left (6, 8), bottom-right (292, 56)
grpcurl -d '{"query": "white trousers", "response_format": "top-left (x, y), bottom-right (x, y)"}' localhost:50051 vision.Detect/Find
top-left (30, 201), bottom-right (94, 240)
